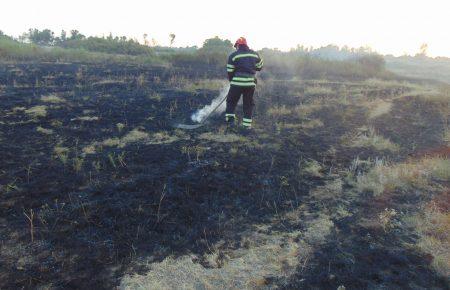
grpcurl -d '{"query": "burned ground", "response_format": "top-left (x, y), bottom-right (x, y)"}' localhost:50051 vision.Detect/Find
top-left (0, 63), bottom-right (449, 289)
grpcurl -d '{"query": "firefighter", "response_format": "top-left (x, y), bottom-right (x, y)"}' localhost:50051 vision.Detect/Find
top-left (225, 37), bottom-right (263, 130)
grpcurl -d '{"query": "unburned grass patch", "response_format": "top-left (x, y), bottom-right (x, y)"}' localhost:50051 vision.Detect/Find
top-left (199, 132), bottom-right (246, 143)
top-left (70, 116), bottom-right (99, 122)
top-left (182, 79), bottom-right (226, 92)
top-left (267, 105), bottom-right (292, 118)
top-left (300, 118), bottom-right (324, 129)
top-left (367, 100), bottom-right (393, 119)
top-left (25, 105), bottom-right (47, 118)
top-left (84, 128), bottom-right (188, 153)
top-left (354, 157), bottom-right (449, 196)
top-left (300, 159), bottom-right (323, 177)
top-left (404, 191), bottom-right (450, 277)
top-left (41, 94), bottom-right (65, 103)
top-left (11, 106), bottom-right (26, 113)
top-left (295, 101), bottom-right (324, 118)
top-left (304, 85), bottom-right (334, 97)
top-left (120, 226), bottom-right (310, 290)
top-left (310, 178), bottom-right (343, 200)
top-left (53, 146), bottom-right (69, 165)
top-left (344, 126), bottom-right (399, 152)
top-left (36, 126), bottom-right (54, 135)
top-left (276, 119), bottom-right (324, 131)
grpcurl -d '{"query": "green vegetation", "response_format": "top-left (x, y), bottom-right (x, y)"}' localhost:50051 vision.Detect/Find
top-left (1, 29), bottom-right (392, 80)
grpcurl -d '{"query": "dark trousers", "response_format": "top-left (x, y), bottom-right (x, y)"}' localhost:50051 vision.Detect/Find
top-left (225, 85), bottom-right (255, 119)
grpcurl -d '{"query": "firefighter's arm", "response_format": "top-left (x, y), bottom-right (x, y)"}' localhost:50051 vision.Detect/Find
top-left (255, 53), bottom-right (264, 71)
top-left (226, 54), bottom-right (235, 81)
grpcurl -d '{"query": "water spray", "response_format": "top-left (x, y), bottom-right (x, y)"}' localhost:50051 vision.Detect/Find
top-left (174, 84), bottom-right (229, 129)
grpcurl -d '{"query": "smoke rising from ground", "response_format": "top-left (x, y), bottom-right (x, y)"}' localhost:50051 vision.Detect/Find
top-left (191, 85), bottom-right (229, 123)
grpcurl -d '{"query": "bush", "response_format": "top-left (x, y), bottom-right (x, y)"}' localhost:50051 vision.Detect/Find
top-left (25, 28), bottom-right (55, 46)
top-left (60, 36), bottom-right (154, 56)
top-left (0, 30), bottom-right (391, 81)
top-left (0, 37), bottom-right (159, 64)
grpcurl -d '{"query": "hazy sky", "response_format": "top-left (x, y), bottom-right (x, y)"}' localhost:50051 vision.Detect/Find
top-left (1, 0), bottom-right (449, 57)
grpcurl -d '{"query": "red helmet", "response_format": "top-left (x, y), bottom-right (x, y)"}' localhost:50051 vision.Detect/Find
top-left (234, 37), bottom-right (247, 48)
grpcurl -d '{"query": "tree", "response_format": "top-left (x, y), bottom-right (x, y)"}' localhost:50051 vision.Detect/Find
top-left (0, 30), bottom-right (12, 40)
top-left (169, 33), bottom-right (176, 47)
top-left (417, 43), bottom-right (428, 57)
top-left (143, 33), bottom-right (149, 46)
top-left (151, 38), bottom-right (158, 47)
top-left (60, 30), bottom-right (67, 41)
top-left (198, 37), bottom-right (233, 66)
top-left (199, 36), bottom-right (233, 54)
top-left (70, 30), bottom-right (85, 41)
top-left (27, 28), bottom-right (55, 46)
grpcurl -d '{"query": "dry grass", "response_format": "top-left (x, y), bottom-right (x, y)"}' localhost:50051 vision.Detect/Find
top-left (70, 116), bottom-right (99, 122)
top-left (84, 128), bottom-right (188, 154)
top-left (25, 105), bottom-right (47, 118)
top-left (367, 100), bottom-right (393, 119)
top-left (404, 193), bottom-right (450, 277)
top-left (310, 179), bottom-right (343, 200)
top-left (304, 86), bottom-right (334, 96)
top-left (53, 146), bottom-right (69, 165)
top-left (267, 105), bottom-right (292, 117)
top-left (444, 128), bottom-right (450, 146)
top-left (362, 78), bottom-right (411, 89)
top-left (295, 101), bottom-right (324, 118)
top-left (346, 126), bottom-right (399, 152)
top-left (355, 157), bottom-right (449, 196)
top-left (12, 106), bottom-right (26, 113)
top-left (41, 94), bottom-right (65, 103)
top-left (119, 220), bottom-right (324, 290)
top-left (120, 232), bottom-right (306, 289)
top-left (103, 129), bottom-right (149, 148)
top-left (116, 123), bottom-right (125, 132)
top-left (302, 214), bottom-right (334, 245)
top-left (36, 126), bottom-right (54, 135)
top-left (183, 79), bottom-right (226, 92)
top-left (300, 118), bottom-right (324, 129)
top-left (276, 119), bottom-right (324, 131)
top-left (199, 132), bottom-right (246, 143)
top-left (92, 79), bottom-right (126, 86)
top-left (301, 159), bottom-right (323, 177)
top-left (148, 93), bottom-right (162, 102)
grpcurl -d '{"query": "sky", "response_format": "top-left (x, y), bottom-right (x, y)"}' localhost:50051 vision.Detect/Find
top-left (1, 0), bottom-right (449, 57)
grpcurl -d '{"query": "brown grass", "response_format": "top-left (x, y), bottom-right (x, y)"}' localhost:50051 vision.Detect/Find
top-left (404, 191), bottom-right (450, 277)
top-left (355, 157), bottom-right (449, 196)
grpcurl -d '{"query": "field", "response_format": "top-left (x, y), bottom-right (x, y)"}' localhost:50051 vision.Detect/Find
top-left (0, 61), bottom-right (449, 289)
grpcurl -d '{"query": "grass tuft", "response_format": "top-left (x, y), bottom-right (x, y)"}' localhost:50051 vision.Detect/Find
top-left (41, 94), bottom-right (65, 103)
top-left (36, 126), bottom-right (54, 135)
top-left (404, 192), bottom-right (450, 277)
top-left (355, 157), bottom-right (449, 195)
top-left (346, 126), bottom-right (399, 152)
top-left (25, 105), bottom-right (47, 118)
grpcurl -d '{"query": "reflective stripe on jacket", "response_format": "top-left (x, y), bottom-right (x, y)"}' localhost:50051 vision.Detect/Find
top-left (227, 47), bottom-right (263, 86)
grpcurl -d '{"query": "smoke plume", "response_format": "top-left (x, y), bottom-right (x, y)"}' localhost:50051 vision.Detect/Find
top-left (191, 85), bottom-right (229, 123)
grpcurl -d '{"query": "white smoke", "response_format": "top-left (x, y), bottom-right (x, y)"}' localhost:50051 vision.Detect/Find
top-left (191, 84), bottom-right (229, 123)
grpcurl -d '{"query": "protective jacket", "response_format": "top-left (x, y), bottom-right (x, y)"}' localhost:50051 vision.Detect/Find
top-left (226, 46), bottom-right (263, 86)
